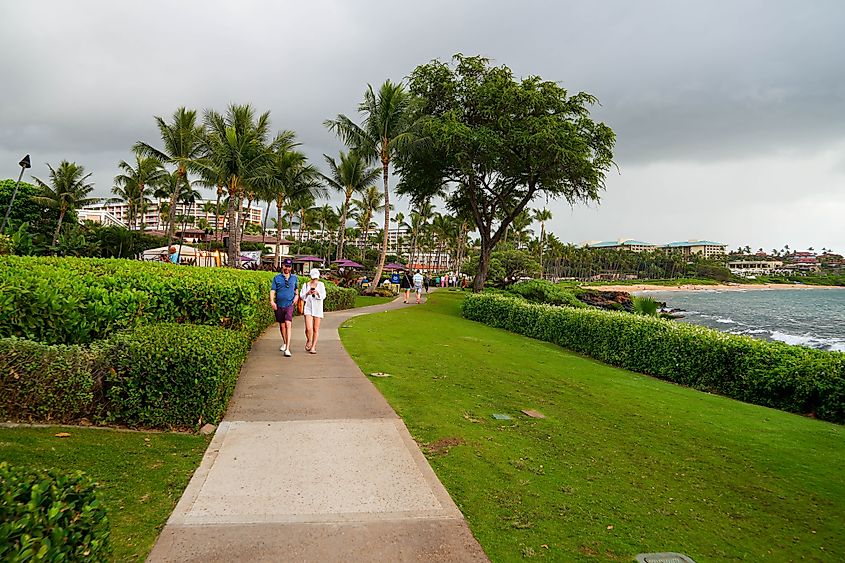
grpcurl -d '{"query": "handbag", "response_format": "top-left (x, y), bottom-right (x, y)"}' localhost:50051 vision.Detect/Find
top-left (297, 299), bottom-right (305, 315)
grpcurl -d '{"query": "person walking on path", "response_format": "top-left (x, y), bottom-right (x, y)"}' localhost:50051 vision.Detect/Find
top-left (400, 270), bottom-right (413, 303)
top-left (412, 270), bottom-right (424, 304)
top-left (270, 258), bottom-right (299, 357)
top-left (423, 274), bottom-right (430, 293)
top-left (300, 268), bottom-right (327, 354)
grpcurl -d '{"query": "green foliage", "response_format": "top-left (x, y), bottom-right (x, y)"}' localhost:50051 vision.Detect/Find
top-left (463, 247), bottom-right (540, 288)
top-left (462, 293), bottom-right (845, 423)
top-left (507, 279), bottom-right (586, 308)
top-left (324, 281), bottom-right (358, 311)
top-left (0, 234), bottom-right (11, 255)
top-left (0, 256), bottom-right (275, 344)
top-left (0, 338), bottom-right (96, 423)
top-left (0, 462), bottom-right (110, 561)
top-left (100, 323), bottom-right (250, 428)
top-left (632, 295), bottom-right (660, 316)
top-left (694, 261), bottom-right (732, 281)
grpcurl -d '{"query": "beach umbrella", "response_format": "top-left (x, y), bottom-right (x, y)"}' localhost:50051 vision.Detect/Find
top-left (384, 262), bottom-right (406, 270)
top-left (295, 255), bottom-right (324, 263)
top-left (331, 258), bottom-right (350, 264)
top-left (340, 260), bottom-right (364, 268)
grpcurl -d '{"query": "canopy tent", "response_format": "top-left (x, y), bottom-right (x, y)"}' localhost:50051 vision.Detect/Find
top-left (141, 244), bottom-right (219, 266)
top-left (294, 255), bottom-right (324, 263)
top-left (384, 262), bottom-right (406, 270)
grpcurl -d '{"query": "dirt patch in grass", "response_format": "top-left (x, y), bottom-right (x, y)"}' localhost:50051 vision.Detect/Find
top-left (424, 437), bottom-right (465, 456)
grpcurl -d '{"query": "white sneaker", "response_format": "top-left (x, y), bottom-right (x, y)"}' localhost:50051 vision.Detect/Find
top-left (284, 349), bottom-right (292, 357)
top-left (279, 343), bottom-right (286, 352)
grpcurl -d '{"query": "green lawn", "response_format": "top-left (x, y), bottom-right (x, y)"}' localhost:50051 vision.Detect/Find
top-left (353, 294), bottom-right (397, 308)
top-left (340, 292), bottom-right (844, 562)
top-left (0, 426), bottom-right (210, 562)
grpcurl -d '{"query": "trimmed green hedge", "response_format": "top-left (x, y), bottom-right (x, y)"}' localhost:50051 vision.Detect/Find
top-left (462, 293), bottom-right (845, 423)
top-left (0, 462), bottom-right (110, 561)
top-left (507, 279), bottom-right (586, 308)
top-left (0, 338), bottom-right (96, 423)
top-left (0, 256), bottom-right (275, 345)
top-left (99, 324), bottom-right (250, 428)
top-left (324, 282), bottom-right (357, 312)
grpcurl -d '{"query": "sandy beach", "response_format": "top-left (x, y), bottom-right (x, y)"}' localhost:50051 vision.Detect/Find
top-left (586, 283), bottom-right (845, 292)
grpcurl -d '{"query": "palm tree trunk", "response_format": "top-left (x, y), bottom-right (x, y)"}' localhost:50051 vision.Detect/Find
top-left (166, 169), bottom-right (184, 244)
top-left (275, 197), bottom-right (284, 269)
top-left (337, 193), bottom-right (351, 260)
top-left (215, 185), bottom-right (223, 242)
top-left (262, 202), bottom-right (270, 246)
top-left (368, 158), bottom-right (390, 294)
top-left (53, 207), bottom-right (67, 246)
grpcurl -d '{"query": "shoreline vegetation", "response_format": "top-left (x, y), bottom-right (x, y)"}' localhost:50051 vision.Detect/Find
top-left (588, 282), bottom-right (845, 292)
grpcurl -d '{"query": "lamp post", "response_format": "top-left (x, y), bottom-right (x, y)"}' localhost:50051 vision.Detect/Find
top-left (1, 154), bottom-right (32, 233)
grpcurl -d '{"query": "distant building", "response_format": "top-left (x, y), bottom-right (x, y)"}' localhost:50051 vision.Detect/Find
top-left (80, 199), bottom-right (262, 231)
top-left (586, 239), bottom-right (659, 253)
top-left (663, 240), bottom-right (727, 258)
top-left (727, 260), bottom-right (783, 277)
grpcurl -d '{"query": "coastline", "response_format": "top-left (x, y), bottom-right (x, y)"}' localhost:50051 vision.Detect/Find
top-left (585, 283), bottom-right (845, 292)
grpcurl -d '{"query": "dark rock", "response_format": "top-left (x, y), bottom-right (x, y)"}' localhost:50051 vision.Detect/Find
top-left (577, 290), bottom-right (634, 312)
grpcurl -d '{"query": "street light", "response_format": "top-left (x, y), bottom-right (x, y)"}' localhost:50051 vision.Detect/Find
top-left (1, 154), bottom-right (33, 233)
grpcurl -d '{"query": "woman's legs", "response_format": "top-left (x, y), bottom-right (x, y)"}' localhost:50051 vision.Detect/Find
top-left (310, 317), bottom-right (321, 353)
top-left (304, 315), bottom-right (314, 350)
top-left (404, 288), bottom-right (410, 302)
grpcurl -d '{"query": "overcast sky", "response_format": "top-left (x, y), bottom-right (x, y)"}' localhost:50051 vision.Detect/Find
top-left (2, 0), bottom-right (843, 252)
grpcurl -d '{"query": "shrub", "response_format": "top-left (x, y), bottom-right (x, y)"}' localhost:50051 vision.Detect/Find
top-left (0, 462), bottom-right (111, 561)
top-left (325, 282), bottom-right (357, 311)
top-left (0, 338), bottom-right (97, 423)
top-left (99, 323), bottom-right (250, 428)
top-left (507, 279), bottom-right (586, 308)
top-left (0, 256), bottom-right (275, 345)
top-left (462, 293), bottom-right (845, 423)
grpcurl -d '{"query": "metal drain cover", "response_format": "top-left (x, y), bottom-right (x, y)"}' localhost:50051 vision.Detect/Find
top-left (636, 553), bottom-right (696, 563)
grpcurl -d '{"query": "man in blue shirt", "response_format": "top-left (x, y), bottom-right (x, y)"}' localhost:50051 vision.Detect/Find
top-left (168, 245), bottom-right (179, 264)
top-left (270, 258), bottom-right (299, 357)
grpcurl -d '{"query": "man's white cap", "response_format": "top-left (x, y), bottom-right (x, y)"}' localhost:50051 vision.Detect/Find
top-left (309, 268), bottom-right (320, 279)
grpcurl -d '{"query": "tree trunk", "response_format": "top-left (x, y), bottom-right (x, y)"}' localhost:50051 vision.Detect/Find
top-left (337, 193), bottom-right (351, 260)
top-left (261, 202), bottom-right (270, 246)
top-left (368, 157), bottom-right (390, 294)
top-left (473, 241), bottom-right (493, 292)
top-left (53, 207), bottom-right (66, 247)
top-left (275, 197), bottom-right (284, 269)
top-left (166, 169), bottom-right (184, 244)
top-left (214, 185), bottom-right (223, 242)
top-left (226, 179), bottom-right (239, 267)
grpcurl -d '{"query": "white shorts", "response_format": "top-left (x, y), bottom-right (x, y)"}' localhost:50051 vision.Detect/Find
top-left (303, 298), bottom-right (324, 318)
top-left (414, 285), bottom-right (422, 293)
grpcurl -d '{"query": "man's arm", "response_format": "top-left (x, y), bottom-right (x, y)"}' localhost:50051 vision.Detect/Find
top-left (270, 289), bottom-right (277, 310)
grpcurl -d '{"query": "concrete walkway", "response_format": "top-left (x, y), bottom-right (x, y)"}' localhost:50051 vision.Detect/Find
top-left (148, 293), bottom-right (488, 562)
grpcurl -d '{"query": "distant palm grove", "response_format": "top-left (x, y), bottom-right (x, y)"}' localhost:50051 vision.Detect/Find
top-left (5, 54), bottom-right (837, 288)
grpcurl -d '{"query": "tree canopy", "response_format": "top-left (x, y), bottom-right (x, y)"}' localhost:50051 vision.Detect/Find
top-left (397, 54), bottom-right (616, 290)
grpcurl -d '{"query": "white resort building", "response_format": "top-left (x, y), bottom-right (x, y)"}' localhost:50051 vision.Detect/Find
top-left (79, 200), bottom-right (263, 231)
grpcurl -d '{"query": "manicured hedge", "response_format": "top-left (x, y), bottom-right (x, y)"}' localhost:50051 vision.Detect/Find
top-left (507, 279), bottom-right (586, 308)
top-left (324, 282), bottom-right (357, 312)
top-left (0, 256), bottom-right (275, 345)
top-left (0, 462), bottom-right (110, 561)
top-left (0, 338), bottom-right (96, 423)
top-left (462, 293), bottom-right (845, 423)
top-left (99, 323), bottom-right (250, 428)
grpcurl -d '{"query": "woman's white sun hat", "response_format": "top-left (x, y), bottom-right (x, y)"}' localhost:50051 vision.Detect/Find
top-left (309, 268), bottom-right (321, 279)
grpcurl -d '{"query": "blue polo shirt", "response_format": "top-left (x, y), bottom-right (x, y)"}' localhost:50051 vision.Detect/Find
top-left (271, 273), bottom-right (298, 307)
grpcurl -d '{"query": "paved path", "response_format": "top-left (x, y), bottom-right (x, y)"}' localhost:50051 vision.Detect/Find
top-left (148, 293), bottom-right (488, 562)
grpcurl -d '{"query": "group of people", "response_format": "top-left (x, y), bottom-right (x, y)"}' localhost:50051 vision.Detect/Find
top-left (270, 258), bottom-right (326, 356)
top-left (399, 270), bottom-right (426, 304)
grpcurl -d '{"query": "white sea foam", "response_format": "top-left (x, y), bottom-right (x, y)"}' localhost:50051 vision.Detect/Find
top-left (769, 331), bottom-right (845, 352)
top-left (715, 317), bottom-right (737, 324)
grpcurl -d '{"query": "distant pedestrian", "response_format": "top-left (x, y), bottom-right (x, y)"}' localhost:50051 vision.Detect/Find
top-left (270, 258), bottom-right (299, 357)
top-left (413, 270), bottom-right (424, 304)
top-left (400, 270), bottom-right (413, 303)
top-left (300, 268), bottom-right (327, 354)
top-left (423, 274), bottom-right (430, 293)
top-left (168, 245), bottom-right (179, 264)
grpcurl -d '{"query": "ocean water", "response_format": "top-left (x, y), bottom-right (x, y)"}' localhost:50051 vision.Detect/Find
top-left (639, 288), bottom-right (845, 352)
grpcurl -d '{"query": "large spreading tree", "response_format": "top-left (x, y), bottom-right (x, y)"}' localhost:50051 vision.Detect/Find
top-left (397, 55), bottom-right (616, 291)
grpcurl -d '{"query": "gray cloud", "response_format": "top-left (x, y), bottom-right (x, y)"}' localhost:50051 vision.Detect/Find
top-left (1, 0), bottom-right (843, 251)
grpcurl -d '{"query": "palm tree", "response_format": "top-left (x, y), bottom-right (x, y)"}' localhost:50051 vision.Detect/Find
top-left (201, 104), bottom-right (277, 266)
top-left (134, 108), bottom-right (205, 243)
top-left (351, 185), bottom-right (385, 263)
top-left (32, 161), bottom-right (99, 246)
top-left (532, 208), bottom-right (553, 278)
top-left (392, 211), bottom-right (406, 263)
top-left (321, 151), bottom-right (380, 261)
top-left (325, 80), bottom-right (416, 290)
top-left (111, 153), bottom-right (165, 230)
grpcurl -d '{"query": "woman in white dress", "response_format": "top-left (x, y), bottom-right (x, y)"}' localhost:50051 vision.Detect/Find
top-left (299, 268), bottom-right (327, 354)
